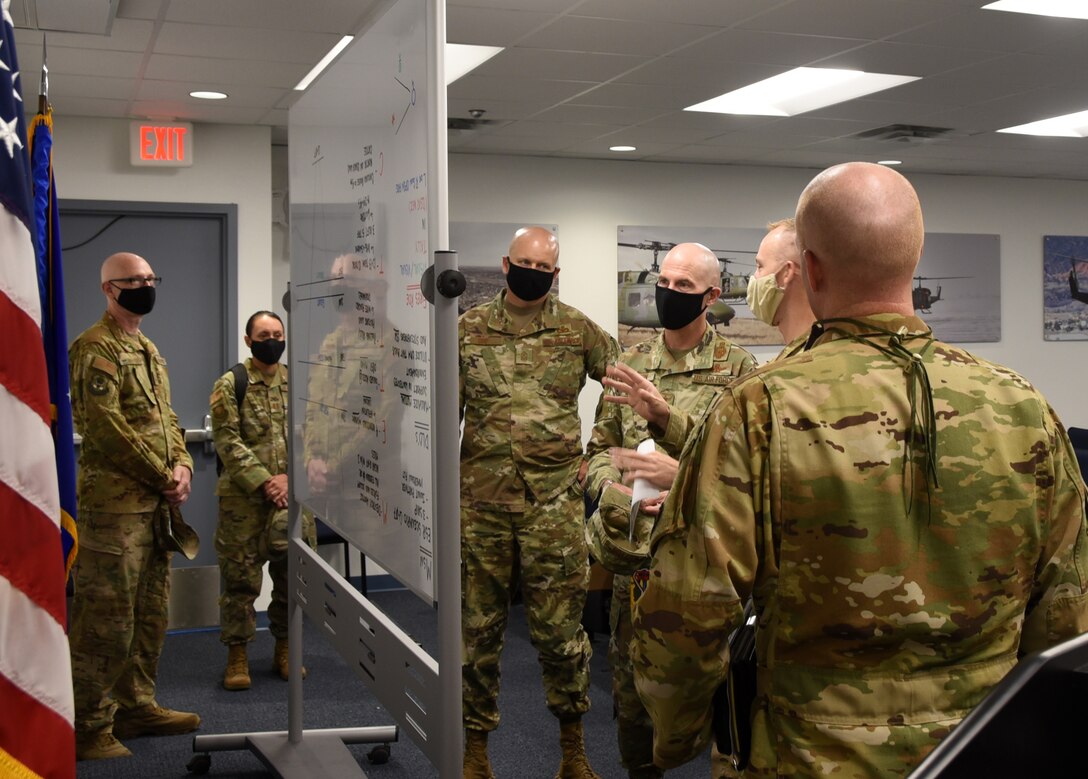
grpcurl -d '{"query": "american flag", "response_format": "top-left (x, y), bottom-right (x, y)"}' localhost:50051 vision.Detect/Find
top-left (0, 0), bottom-right (76, 775)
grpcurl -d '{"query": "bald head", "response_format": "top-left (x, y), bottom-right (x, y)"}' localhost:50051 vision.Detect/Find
top-left (508, 226), bottom-right (560, 272)
top-left (659, 242), bottom-right (721, 291)
top-left (796, 162), bottom-right (923, 315)
top-left (101, 252), bottom-right (153, 284)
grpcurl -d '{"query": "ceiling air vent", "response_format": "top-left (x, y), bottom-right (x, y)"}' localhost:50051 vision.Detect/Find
top-left (10, 0), bottom-right (120, 35)
top-left (853, 124), bottom-right (959, 143)
top-left (448, 116), bottom-right (506, 132)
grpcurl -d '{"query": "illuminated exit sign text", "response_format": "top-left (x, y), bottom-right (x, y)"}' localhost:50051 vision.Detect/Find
top-left (130, 121), bottom-right (193, 167)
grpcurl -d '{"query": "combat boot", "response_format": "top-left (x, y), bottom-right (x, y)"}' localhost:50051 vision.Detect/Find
top-left (223, 643), bottom-right (251, 690)
top-left (463, 728), bottom-right (496, 779)
top-left (274, 637), bottom-right (307, 680)
top-left (554, 718), bottom-right (601, 779)
top-left (75, 730), bottom-right (132, 761)
top-left (113, 703), bottom-right (201, 738)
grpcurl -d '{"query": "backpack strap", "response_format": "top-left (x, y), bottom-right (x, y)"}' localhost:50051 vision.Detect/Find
top-left (231, 362), bottom-right (248, 412)
top-left (216, 363), bottom-right (250, 477)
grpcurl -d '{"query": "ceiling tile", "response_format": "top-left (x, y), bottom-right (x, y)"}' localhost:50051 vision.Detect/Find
top-left (447, 7), bottom-right (557, 46)
top-left (163, 0), bottom-right (375, 34)
top-left (145, 53), bottom-right (309, 90)
top-left (574, 0), bottom-right (776, 27)
top-left (472, 48), bottom-right (649, 83)
top-left (518, 15), bottom-right (717, 57)
top-left (14, 18), bottom-right (155, 52)
top-left (154, 21), bottom-right (342, 63)
top-left (136, 78), bottom-right (286, 108)
top-left (448, 74), bottom-right (598, 105)
top-left (738, 0), bottom-right (967, 42)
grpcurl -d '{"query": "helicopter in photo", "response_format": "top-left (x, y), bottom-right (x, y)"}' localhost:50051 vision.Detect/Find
top-left (912, 275), bottom-right (969, 313)
top-left (617, 239), bottom-right (754, 329)
top-left (1067, 258), bottom-right (1088, 304)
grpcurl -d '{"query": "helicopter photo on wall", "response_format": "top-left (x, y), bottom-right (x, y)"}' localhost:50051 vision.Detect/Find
top-left (449, 222), bottom-right (559, 316)
top-left (1043, 235), bottom-right (1088, 341)
top-left (618, 224), bottom-right (772, 350)
top-left (909, 232), bottom-right (1000, 343)
top-left (618, 226), bottom-right (1000, 349)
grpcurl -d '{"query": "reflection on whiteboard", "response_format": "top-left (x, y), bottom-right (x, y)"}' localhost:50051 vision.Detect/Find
top-left (450, 222), bottom-right (559, 315)
top-left (289, 0), bottom-right (435, 601)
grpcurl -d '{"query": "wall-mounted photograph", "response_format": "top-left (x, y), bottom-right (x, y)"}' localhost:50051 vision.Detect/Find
top-left (617, 226), bottom-right (1001, 349)
top-left (617, 225), bottom-right (768, 350)
top-left (1043, 235), bottom-right (1088, 341)
top-left (450, 222), bottom-right (559, 316)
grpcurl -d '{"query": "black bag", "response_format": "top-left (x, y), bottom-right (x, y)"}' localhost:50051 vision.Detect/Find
top-left (712, 598), bottom-right (758, 771)
top-left (215, 363), bottom-right (248, 475)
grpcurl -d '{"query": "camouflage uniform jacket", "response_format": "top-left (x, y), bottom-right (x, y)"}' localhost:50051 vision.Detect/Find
top-left (632, 313), bottom-right (1088, 776)
top-left (211, 358), bottom-right (289, 498)
top-left (459, 290), bottom-right (618, 511)
top-left (585, 327), bottom-right (756, 500)
top-left (69, 312), bottom-right (192, 512)
top-left (648, 333), bottom-right (806, 455)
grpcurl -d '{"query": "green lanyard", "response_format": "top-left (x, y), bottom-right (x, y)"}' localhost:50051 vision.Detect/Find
top-left (814, 318), bottom-right (940, 519)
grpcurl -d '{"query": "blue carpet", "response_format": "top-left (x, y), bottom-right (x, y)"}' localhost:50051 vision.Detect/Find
top-left (76, 589), bottom-right (712, 778)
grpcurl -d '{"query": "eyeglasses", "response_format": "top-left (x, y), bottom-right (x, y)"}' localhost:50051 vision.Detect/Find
top-left (108, 276), bottom-right (162, 289)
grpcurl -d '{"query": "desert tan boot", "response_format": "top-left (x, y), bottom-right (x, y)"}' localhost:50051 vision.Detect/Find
top-left (113, 703), bottom-right (200, 738)
top-left (274, 637), bottom-right (307, 680)
top-left (554, 718), bottom-right (601, 779)
top-left (223, 643), bottom-right (251, 690)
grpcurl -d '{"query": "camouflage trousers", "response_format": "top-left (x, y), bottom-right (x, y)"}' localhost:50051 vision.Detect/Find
top-left (69, 510), bottom-right (171, 736)
top-left (609, 574), bottom-right (656, 772)
top-left (215, 498), bottom-right (316, 644)
top-left (613, 573), bottom-right (740, 778)
top-left (710, 744), bottom-right (741, 779)
top-left (461, 484), bottom-right (592, 731)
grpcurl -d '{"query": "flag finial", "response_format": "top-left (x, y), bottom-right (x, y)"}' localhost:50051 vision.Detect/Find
top-left (38, 35), bottom-right (48, 113)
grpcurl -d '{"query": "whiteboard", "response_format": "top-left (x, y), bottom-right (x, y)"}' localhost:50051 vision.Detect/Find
top-left (289, 0), bottom-right (439, 601)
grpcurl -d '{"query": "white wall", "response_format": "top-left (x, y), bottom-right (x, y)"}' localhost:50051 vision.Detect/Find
top-left (53, 131), bottom-right (1088, 590)
top-left (50, 116), bottom-right (273, 362)
top-left (448, 153), bottom-right (1088, 432)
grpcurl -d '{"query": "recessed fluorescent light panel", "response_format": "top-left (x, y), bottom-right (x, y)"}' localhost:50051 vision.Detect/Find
top-left (189, 90), bottom-right (227, 100)
top-left (878, 160), bottom-right (902, 166)
top-left (685, 67), bottom-right (920, 117)
top-left (446, 43), bottom-right (503, 85)
top-left (998, 109), bottom-right (1088, 137)
top-left (610, 145), bottom-right (636, 152)
top-left (982, 1), bottom-right (1088, 20)
top-left (294, 35), bottom-right (355, 91)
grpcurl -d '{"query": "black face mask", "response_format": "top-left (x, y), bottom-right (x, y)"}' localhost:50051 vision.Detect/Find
top-left (655, 285), bottom-right (710, 330)
top-left (506, 262), bottom-right (555, 302)
top-left (251, 338), bottom-right (286, 365)
top-left (116, 286), bottom-right (156, 316)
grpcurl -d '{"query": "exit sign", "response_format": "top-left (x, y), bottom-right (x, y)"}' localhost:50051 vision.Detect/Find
top-left (130, 121), bottom-right (193, 167)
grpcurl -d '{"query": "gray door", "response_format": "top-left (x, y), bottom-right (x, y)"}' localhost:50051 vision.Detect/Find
top-left (60, 200), bottom-right (237, 570)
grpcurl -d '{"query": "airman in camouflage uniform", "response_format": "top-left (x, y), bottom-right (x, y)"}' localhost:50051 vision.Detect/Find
top-left (460, 227), bottom-right (619, 779)
top-left (601, 225), bottom-right (813, 779)
top-left (68, 252), bottom-right (200, 761)
top-left (585, 243), bottom-right (756, 779)
top-left (212, 311), bottom-right (315, 691)
top-left (630, 164), bottom-right (1088, 778)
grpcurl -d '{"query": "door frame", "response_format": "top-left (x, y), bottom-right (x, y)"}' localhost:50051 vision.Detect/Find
top-left (59, 199), bottom-right (240, 367)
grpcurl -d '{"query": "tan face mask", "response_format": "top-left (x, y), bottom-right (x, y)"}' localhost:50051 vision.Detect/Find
top-left (746, 269), bottom-right (785, 326)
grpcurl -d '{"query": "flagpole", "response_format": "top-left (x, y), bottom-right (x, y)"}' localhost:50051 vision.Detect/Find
top-left (39, 35), bottom-right (48, 113)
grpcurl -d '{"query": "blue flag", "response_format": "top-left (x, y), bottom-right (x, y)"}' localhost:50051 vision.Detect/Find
top-left (29, 105), bottom-right (78, 580)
